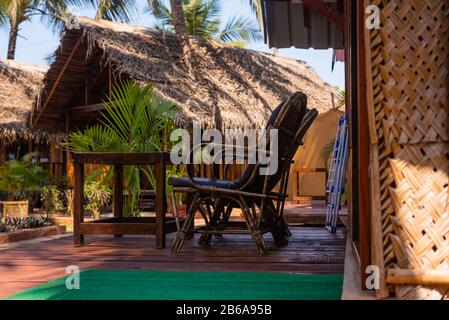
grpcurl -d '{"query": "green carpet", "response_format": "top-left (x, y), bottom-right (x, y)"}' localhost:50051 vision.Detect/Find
top-left (6, 270), bottom-right (343, 300)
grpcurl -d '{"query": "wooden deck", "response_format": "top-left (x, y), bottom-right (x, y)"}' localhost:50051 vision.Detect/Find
top-left (0, 202), bottom-right (346, 299)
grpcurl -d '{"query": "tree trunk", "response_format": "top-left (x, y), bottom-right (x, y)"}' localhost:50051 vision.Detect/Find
top-left (169, 0), bottom-right (192, 69)
top-left (7, 23), bottom-right (18, 60)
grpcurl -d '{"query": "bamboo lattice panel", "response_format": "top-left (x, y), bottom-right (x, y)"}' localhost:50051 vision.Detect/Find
top-left (366, 0), bottom-right (449, 299)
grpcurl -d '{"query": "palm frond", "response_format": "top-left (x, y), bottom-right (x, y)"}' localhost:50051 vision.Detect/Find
top-left (336, 90), bottom-right (346, 110)
top-left (215, 15), bottom-right (262, 45)
top-left (147, 0), bottom-right (261, 46)
top-left (0, 0), bottom-right (9, 24)
top-left (181, 0), bottom-right (220, 38)
top-left (92, 0), bottom-right (137, 22)
top-left (146, 0), bottom-right (172, 30)
top-left (36, 0), bottom-right (71, 33)
top-left (247, 0), bottom-right (263, 33)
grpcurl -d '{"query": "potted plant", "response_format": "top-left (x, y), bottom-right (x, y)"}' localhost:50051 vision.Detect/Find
top-left (0, 155), bottom-right (52, 218)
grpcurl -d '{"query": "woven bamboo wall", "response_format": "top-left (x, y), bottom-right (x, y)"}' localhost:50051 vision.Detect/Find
top-left (365, 0), bottom-right (449, 299)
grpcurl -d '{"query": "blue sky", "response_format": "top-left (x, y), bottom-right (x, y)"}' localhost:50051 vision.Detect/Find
top-left (0, 0), bottom-right (344, 89)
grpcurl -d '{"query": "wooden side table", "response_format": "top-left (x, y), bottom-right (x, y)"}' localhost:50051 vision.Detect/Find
top-left (72, 152), bottom-right (181, 249)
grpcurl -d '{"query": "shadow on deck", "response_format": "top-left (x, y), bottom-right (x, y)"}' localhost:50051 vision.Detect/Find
top-left (0, 202), bottom-right (346, 298)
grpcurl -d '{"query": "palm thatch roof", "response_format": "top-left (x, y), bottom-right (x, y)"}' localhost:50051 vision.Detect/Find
top-left (0, 59), bottom-right (61, 145)
top-left (31, 17), bottom-right (339, 131)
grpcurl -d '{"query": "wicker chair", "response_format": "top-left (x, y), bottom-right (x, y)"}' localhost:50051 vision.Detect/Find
top-left (169, 92), bottom-right (318, 254)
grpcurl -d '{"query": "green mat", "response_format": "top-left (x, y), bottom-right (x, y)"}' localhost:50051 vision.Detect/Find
top-left (6, 270), bottom-right (343, 300)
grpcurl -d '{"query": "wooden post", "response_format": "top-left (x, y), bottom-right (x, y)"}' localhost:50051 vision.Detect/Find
top-left (65, 114), bottom-right (74, 187)
top-left (356, 0), bottom-right (372, 289)
top-left (362, 0), bottom-right (389, 298)
top-left (113, 164), bottom-right (124, 238)
top-left (73, 158), bottom-right (84, 246)
top-left (155, 155), bottom-right (166, 248)
top-left (0, 140), bottom-right (5, 165)
top-left (27, 138), bottom-right (32, 154)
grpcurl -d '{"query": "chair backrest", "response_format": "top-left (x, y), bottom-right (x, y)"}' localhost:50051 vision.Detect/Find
top-left (234, 92), bottom-right (318, 193)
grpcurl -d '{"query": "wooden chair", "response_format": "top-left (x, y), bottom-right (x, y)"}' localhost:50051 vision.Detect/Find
top-left (169, 92), bottom-right (318, 254)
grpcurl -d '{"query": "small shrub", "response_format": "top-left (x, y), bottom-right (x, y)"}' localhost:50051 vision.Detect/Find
top-left (0, 216), bottom-right (54, 233)
top-left (0, 155), bottom-right (53, 201)
top-left (85, 181), bottom-right (111, 219)
top-left (41, 185), bottom-right (63, 217)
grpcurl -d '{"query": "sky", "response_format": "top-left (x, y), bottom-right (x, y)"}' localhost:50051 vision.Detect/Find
top-left (0, 0), bottom-right (345, 89)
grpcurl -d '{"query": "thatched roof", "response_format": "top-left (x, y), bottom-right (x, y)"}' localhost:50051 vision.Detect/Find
top-left (31, 16), bottom-right (339, 131)
top-left (0, 59), bottom-right (60, 144)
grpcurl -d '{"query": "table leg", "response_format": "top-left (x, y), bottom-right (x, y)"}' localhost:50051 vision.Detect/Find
top-left (113, 164), bottom-right (124, 238)
top-left (155, 160), bottom-right (166, 248)
top-left (74, 161), bottom-right (84, 246)
top-left (186, 193), bottom-right (194, 239)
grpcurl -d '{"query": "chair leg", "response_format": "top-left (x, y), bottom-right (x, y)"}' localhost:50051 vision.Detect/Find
top-left (199, 199), bottom-right (224, 246)
top-left (239, 196), bottom-right (268, 255)
top-left (172, 194), bottom-right (199, 253)
top-left (267, 200), bottom-right (290, 247)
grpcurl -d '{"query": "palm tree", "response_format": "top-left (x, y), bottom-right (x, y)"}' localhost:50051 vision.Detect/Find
top-left (168, 0), bottom-right (192, 68)
top-left (0, 1), bottom-right (7, 45)
top-left (147, 0), bottom-right (262, 47)
top-left (4, 0), bottom-right (137, 60)
top-left (4, 0), bottom-right (76, 59)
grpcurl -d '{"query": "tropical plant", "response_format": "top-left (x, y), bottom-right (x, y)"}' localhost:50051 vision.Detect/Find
top-left (84, 180), bottom-right (111, 219)
top-left (89, 0), bottom-right (137, 22)
top-left (0, 216), bottom-right (54, 232)
top-left (3, 0), bottom-right (77, 59)
top-left (0, 0), bottom-right (7, 24)
top-left (147, 0), bottom-right (262, 47)
top-left (167, 0), bottom-right (191, 67)
top-left (64, 80), bottom-right (179, 216)
top-left (336, 89), bottom-right (345, 110)
top-left (4, 0), bottom-right (137, 60)
top-left (0, 154), bottom-right (53, 200)
top-left (244, 0), bottom-right (263, 33)
top-left (41, 185), bottom-right (63, 217)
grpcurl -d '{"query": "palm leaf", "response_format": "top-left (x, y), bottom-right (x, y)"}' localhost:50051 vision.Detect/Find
top-left (147, 0), bottom-right (261, 46)
top-left (215, 15), bottom-right (262, 44)
top-left (90, 0), bottom-right (137, 22)
top-left (146, 0), bottom-right (172, 30)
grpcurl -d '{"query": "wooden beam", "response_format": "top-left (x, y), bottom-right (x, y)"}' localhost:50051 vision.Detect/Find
top-left (301, 0), bottom-right (345, 30)
top-left (68, 102), bottom-right (107, 114)
top-left (387, 269), bottom-right (449, 286)
top-left (68, 101), bottom-right (121, 114)
top-left (32, 35), bottom-right (83, 128)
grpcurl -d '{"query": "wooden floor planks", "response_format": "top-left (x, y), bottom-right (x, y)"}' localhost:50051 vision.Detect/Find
top-left (0, 203), bottom-right (347, 299)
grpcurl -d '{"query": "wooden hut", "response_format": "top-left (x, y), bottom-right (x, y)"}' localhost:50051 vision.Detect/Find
top-left (261, 0), bottom-right (449, 300)
top-left (30, 16), bottom-right (341, 194)
top-left (0, 59), bottom-right (64, 176)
